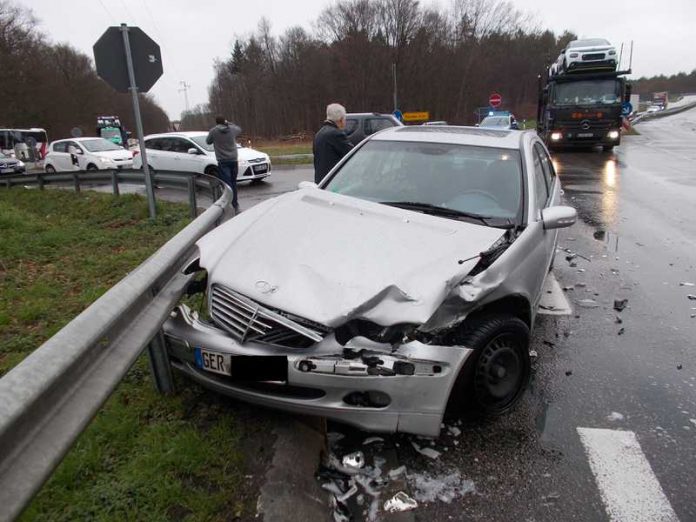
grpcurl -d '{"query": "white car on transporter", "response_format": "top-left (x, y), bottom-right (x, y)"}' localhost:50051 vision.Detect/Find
top-left (132, 131), bottom-right (271, 182)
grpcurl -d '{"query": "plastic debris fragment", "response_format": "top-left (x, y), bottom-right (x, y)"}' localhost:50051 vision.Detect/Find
top-left (342, 451), bottom-right (365, 470)
top-left (577, 299), bottom-right (599, 308)
top-left (337, 484), bottom-right (359, 503)
top-left (362, 436), bottom-right (384, 446)
top-left (388, 466), bottom-right (407, 479)
top-left (679, 282), bottom-right (695, 287)
top-left (384, 491), bottom-right (418, 513)
top-left (411, 441), bottom-right (441, 459)
top-left (607, 411), bottom-right (625, 421)
top-left (613, 298), bottom-right (628, 311)
top-left (688, 295), bottom-right (696, 301)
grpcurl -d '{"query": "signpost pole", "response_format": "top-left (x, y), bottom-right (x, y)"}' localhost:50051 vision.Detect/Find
top-left (392, 63), bottom-right (398, 112)
top-left (120, 23), bottom-right (156, 219)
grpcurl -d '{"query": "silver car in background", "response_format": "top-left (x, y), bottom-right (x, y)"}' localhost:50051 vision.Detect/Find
top-left (164, 126), bottom-right (576, 436)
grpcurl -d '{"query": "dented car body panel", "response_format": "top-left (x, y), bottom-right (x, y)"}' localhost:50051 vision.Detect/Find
top-left (162, 128), bottom-right (573, 436)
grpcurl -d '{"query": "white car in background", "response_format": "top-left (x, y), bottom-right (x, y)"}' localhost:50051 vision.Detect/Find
top-left (44, 138), bottom-right (133, 172)
top-left (132, 131), bottom-right (271, 182)
top-left (550, 38), bottom-right (618, 76)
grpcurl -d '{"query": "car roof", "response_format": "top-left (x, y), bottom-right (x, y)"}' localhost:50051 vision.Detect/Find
top-left (346, 113), bottom-right (395, 118)
top-left (144, 131), bottom-right (207, 139)
top-left (51, 137), bottom-right (105, 143)
top-left (371, 126), bottom-right (527, 150)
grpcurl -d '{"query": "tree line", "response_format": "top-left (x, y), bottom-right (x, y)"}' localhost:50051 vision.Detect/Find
top-left (186, 0), bottom-right (577, 137)
top-left (0, 1), bottom-right (169, 141)
top-left (631, 70), bottom-right (696, 97)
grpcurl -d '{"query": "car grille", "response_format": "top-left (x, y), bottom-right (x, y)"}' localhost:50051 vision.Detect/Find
top-left (582, 53), bottom-right (605, 61)
top-left (210, 284), bottom-right (326, 348)
top-left (248, 158), bottom-right (266, 164)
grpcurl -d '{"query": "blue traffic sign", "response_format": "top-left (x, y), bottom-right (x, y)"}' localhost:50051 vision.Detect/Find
top-left (621, 102), bottom-right (633, 116)
top-left (393, 109), bottom-right (403, 121)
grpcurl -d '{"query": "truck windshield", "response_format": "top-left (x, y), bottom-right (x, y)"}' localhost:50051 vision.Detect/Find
top-left (552, 80), bottom-right (621, 106)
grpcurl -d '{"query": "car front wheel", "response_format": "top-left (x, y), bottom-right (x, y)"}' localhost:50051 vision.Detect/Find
top-left (45, 164), bottom-right (56, 174)
top-left (448, 314), bottom-right (531, 418)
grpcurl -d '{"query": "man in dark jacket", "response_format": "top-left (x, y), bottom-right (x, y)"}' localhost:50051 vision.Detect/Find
top-left (313, 103), bottom-right (353, 183)
top-left (207, 116), bottom-right (242, 211)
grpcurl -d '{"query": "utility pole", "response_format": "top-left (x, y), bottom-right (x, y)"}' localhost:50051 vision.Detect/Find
top-left (392, 63), bottom-right (398, 112)
top-left (179, 80), bottom-right (190, 113)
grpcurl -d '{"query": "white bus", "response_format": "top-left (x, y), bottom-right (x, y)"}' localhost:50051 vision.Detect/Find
top-left (0, 128), bottom-right (49, 161)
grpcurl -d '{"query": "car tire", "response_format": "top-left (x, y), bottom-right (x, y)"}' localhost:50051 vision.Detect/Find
top-left (447, 314), bottom-right (531, 418)
top-left (86, 164), bottom-right (99, 171)
top-left (45, 164), bottom-right (56, 174)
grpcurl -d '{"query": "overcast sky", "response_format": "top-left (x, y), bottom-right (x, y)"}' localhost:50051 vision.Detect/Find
top-left (22, 0), bottom-right (696, 119)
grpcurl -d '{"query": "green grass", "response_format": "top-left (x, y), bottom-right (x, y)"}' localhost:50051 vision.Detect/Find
top-left (0, 188), bottom-right (272, 521)
top-left (255, 143), bottom-right (312, 157)
top-left (271, 156), bottom-right (313, 166)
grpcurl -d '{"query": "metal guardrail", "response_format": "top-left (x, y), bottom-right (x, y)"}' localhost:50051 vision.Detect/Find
top-left (632, 101), bottom-right (696, 125)
top-left (0, 169), bottom-right (233, 521)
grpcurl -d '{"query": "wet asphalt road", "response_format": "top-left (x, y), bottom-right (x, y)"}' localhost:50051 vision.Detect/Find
top-left (137, 114), bottom-right (696, 520)
top-left (323, 110), bottom-right (696, 522)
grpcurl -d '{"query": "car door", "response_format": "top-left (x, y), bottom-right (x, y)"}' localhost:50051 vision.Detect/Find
top-left (67, 141), bottom-right (88, 170)
top-left (50, 141), bottom-right (71, 171)
top-left (154, 137), bottom-right (180, 171)
top-left (171, 137), bottom-right (202, 173)
top-left (143, 138), bottom-right (163, 169)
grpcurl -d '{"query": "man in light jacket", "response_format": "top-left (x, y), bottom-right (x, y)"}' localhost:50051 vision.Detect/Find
top-left (207, 116), bottom-right (242, 211)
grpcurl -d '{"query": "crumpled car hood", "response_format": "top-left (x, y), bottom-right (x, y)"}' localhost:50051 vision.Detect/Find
top-left (197, 189), bottom-right (504, 327)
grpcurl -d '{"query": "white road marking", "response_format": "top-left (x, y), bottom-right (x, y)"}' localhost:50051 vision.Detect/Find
top-left (577, 428), bottom-right (679, 522)
top-left (537, 272), bottom-right (573, 316)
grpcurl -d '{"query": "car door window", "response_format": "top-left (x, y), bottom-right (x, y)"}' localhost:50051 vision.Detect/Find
top-left (535, 143), bottom-right (555, 197)
top-left (365, 118), bottom-right (394, 135)
top-left (145, 138), bottom-right (161, 150)
top-left (170, 138), bottom-right (192, 153)
top-left (532, 147), bottom-right (549, 207)
top-left (345, 119), bottom-right (358, 136)
top-left (53, 142), bottom-right (68, 153)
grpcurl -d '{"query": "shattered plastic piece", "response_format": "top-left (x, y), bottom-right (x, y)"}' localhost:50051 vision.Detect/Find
top-left (563, 286), bottom-right (574, 292)
top-left (388, 465), bottom-right (407, 480)
top-left (613, 299), bottom-right (628, 311)
top-left (411, 441), bottom-right (441, 460)
top-left (607, 412), bottom-right (625, 422)
top-left (679, 282), bottom-right (695, 287)
top-left (569, 261), bottom-right (578, 268)
top-left (615, 316), bottom-right (623, 324)
top-left (617, 327), bottom-right (625, 335)
top-left (565, 370), bottom-right (573, 376)
top-left (362, 436), bottom-right (384, 446)
top-left (322, 481), bottom-right (345, 496)
top-left (529, 350), bottom-right (538, 359)
top-left (677, 364), bottom-right (683, 370)
top-left (542, 340), bottom-right (555, 348)
top-left (338, 484), bottom-right (359, 503)
top-left (577, 299), bottom-right (599, 308)
top-left (449, 426), bottom-right (462, 437)
top-left (384, 492), bottom-right (418, 513)
top-left (688, 295), bottom-right (696, 301)
top-left (342, 451), bottom-right (365, 470)
top-left (407, 470), bottom-right (475, 503)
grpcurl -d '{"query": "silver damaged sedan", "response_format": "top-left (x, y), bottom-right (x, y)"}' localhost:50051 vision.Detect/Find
top-left (164, 126), bottom-right (576, 437)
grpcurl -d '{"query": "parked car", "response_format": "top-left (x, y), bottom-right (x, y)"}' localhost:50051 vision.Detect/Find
top-left (344, 113), bottom-right (403, 146)
top-left (480, 113), bottom-right (519, 130)
top-left (646, 105), bottom-right (662, 113)
top-left (44, 137), bottom-right (134, 172)
top-left (132, 131), bottom-right (271, 182)
top-left (0, 152), bottom-right (26, 175)
top-left (162, 125), bottom-right (576, 437)
top-left (550, 38), bottom-right (617, 76)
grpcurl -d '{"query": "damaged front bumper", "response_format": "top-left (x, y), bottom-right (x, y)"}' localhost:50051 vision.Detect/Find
top-left (163, 305), bottom-right (473, 436)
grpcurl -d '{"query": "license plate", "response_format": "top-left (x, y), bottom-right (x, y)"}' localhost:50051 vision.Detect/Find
top-left (252, 164), bottom-right (268, 174)
top-left (577, 132), bottom-right (593, 138)
top-left (195, 348), bottom-right (231, 376)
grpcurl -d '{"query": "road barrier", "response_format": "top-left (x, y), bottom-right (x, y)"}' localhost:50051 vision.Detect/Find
top-left (0, 169), bottom-right (233, 521)
top-left (632, 100), bottom-right (696, 125)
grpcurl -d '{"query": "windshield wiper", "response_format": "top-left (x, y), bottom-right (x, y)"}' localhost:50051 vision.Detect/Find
top-left (380, 201), bottom-right (514, 228)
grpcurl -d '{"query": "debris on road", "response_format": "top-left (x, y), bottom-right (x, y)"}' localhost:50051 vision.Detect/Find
top-left (577, 298), bottom-right (599, 308)
top-left (388, 466), bottom-right (407, 480)
top-left (615, 316), bottom-right (623, 324)
top-left (407, 470), bottom-right (475, 503)
top-left (688, 295), bottom-right (696, 301)
top-left (613, 298), bottom-right (628, 311)
top-left (384, 491), bottom-right (418, 513)
top-left (337, 484), bottom-right (359, 503)
top-left (679, 282), bottom-right (695, 287)
top-left (618, 327), bottom-right (625, 335)
top-left (607, 412), bottom-right (625, 422)
top-left (342, 451), bottom-right (366, 470)
top-left (411, 441), bottom-right (441, 460)
top-left (362, 437), bottom-right (384, 446)
top-left (565, 370), bottom-right (573, 376)
top-left (542, 340), bottom-right (555, 348)
top-left (677, 364), bottom-right (683, 370)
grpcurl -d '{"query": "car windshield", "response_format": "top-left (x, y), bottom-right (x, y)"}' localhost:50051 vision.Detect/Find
top-left (569, 39), bottom-right (609, 48)
top-left (81, 138), bottom-right (122, 152)
top-left (190, 135), bottom-right (214, 152)
top-left (552, 80), bottom-right (621, 106)
top-left (324, 140), bottom-right (522, 223)
top-left (480, 116), bottom-right (510, 128)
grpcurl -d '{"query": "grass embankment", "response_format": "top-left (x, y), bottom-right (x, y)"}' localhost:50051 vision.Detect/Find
top-left (0, 189), bottom-right (272, 521)
top-left (254, 141), bottom-right (313, 166)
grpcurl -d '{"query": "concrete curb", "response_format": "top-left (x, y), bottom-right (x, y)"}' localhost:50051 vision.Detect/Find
top-left (258, 415), bottom-right (330, 521)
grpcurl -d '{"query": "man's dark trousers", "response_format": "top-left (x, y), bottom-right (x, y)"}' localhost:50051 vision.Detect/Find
top-left (218, 160), bottom-right (239, 209)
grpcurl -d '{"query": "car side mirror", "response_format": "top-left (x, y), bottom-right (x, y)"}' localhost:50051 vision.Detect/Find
top-left (298, 181), bottom-right (318, 190)
top-left (187, 148), bottom-right (199, 155)
top-left (541, 206), bottom-right (577, 230)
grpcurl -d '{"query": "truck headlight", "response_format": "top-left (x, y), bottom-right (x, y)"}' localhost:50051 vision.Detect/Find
top-left (551, 132), bottom-right (563, 141)
top-left (607, 130), bottom-right (619, 140)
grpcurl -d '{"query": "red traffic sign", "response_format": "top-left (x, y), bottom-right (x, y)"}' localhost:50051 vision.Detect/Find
top-left (489, 92), bottom-right (502, 108)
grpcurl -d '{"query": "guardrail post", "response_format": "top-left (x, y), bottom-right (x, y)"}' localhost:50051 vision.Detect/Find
top-left (147, 330), bottom-right (175, 394)
top-left (36, 173), bottom-right (44, 190)
top-left (187, 175), bottom-right (197, 219)
top-left (111, 170), bottom-right (120, 196)
top-left (73, 173), bottom-right (80, 193)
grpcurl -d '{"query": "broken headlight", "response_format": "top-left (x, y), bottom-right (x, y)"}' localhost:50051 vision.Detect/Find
top-left (334, 319), bottom-right (418, 346)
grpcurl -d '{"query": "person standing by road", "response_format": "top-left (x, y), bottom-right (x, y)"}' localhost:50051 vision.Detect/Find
top-left (313, 103), bottom-right (353, 184)
top-left (207, 116), bottom-right (242, 212)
